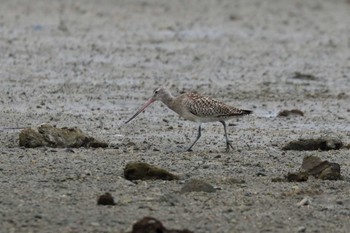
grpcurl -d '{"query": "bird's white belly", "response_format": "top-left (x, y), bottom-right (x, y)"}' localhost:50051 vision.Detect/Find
top-left (180, 110), bottom-right (218, 123)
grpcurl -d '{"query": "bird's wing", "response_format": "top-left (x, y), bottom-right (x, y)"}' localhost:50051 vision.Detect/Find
top-left (186, 93), bottom-right (230, 117)
top-left (185, 93), bottom-right (242, 117)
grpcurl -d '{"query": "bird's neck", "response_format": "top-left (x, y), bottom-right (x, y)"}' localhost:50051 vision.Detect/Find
top-left (161, 92), bottom-right (176, 110)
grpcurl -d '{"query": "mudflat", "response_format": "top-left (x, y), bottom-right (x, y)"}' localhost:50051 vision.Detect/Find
top-left (1, 0), bottom-right (350, 232)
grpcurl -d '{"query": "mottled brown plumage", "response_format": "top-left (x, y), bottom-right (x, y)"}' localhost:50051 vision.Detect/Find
top-left (184, 92), bottom-right (251, 120)
top-left (125, 87), bottom-right (252, 152)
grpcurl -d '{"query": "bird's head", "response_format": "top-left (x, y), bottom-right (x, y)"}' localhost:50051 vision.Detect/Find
top-left (151, 87), bottom-right (170, 101)
top-left (125, 86), bottom-right (170, 124)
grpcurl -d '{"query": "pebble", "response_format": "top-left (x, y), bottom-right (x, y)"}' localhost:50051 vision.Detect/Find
top-left (97, 192), bottom-right (116, 206)
top-left (124, 162), bottom-right (179, 181)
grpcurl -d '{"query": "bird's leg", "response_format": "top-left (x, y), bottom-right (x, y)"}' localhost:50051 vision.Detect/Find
top-left (186, 123), bottom-right (202, 152)
top-left (220, 121), bottom-right (234, 152)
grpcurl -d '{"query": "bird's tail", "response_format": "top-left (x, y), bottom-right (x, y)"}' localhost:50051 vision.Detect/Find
top-left (241, 110), bottom-right (253, 115)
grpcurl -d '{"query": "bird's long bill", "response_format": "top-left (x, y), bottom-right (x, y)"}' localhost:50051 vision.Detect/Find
top-left (125, 98), bottom-right (155, 124)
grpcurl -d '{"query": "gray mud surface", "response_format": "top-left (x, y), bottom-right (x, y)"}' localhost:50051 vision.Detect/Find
top-left (1, 0), bottom-right (350, 232)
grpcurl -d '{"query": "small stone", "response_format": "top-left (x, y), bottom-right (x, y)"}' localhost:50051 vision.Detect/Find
top-left (91, 222), bottom-right (100, 227)
top-left (318, 163), bottom-right (341, 180)
top-left (130, 217), bottom-right (165, 233)
top-left (65, 148), bottom-right (75, 153)
top-left (124, 162), bottom-right (179, 181)
top-left (180, 179), bottom-right (216, 193)
top-left (256, 172), bottom-right (266, 177)
top-left (277, 109), bottom-right (304, 117)
top-left (297, 226), bottom-right (306, 233)
top-left (286, 171), bottom-right (309, 182)
top-left (292, 72), bottom-right (318, 80)
top-left (282, 137), bottom-right (343, 151)
top-left (336, 200), bottom-right (343, 205)
top-left (97, 192), bottom-right (116, 205)
top-left (129, 217), bottom-right (193, 233)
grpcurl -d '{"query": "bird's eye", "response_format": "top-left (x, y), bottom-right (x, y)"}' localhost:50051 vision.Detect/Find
top-left (154, 90), bottom-right (159, 94)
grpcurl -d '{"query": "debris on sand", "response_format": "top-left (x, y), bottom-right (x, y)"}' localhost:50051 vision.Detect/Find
top-left (276, 155), bottom-right (341, 182)
top-left (282, 137), bottom-right (343, 151)
top-left (19, 124), bottom-right (108, 148)
top-left (280, 186), bottom-right (322, 197)
top-left (277, 109), bottom-right (304, 117)
top-left (128, 216), bottom-right (193, 233)
top-left (180, 179), bottom-right (216, 193)
top-left (285, 172), bottom-right (309, 182)
top-left (124, 162), bottom-right (179, 181)
top-left (97, 192), bottom-right (116, 206)
top-left (296, 196), bottom-right (312, 207)
top-left (160, 193), bottom-right (187, 206)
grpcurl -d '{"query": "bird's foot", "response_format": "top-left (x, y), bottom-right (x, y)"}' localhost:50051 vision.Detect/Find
top-left (186, 147), bottom-right (193, 152)
top-left (225, 141), bottom-right (235, 152)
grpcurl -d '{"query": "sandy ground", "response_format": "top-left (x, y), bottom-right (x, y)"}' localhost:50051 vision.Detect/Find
top-left (1, 0), bottom-right (350, 232)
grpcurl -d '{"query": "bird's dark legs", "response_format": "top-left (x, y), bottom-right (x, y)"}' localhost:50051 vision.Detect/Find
top-left (186, 124), bottom-right (202, 152)
top-left (220, 121), bottom-right (234, 152)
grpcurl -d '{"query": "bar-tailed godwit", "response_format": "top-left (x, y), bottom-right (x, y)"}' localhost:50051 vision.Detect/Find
top-left (125, 87), bottom-right (252, 152)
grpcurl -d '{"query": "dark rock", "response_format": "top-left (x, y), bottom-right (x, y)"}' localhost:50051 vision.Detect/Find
top-left (304, 160), bottom-right (331, 177)
top-left (286, 171), bottom-right (309, 182)
top-left (301, 155), bottom-right (341, 180)
top-left (292, 72), bottom-right (318, 81)
top-left (277, 109), bottom-right (304, 117)
top-left (289, 156), bottom-right (341, 182)
top-left (65, 148), bottom-right (75, 153)
top-left (318, 163), bottom-right (341, 180)
top-left (124, 162), bottom-right (179, 181)
top-left (256, 172), bottom-right (266, 177)
top-left (97, 192), bottom-right (116, 205)
top-left (19, 128), bottom-right (47, 147)
top-left (301, 155), bottom-right (322, 171)
top-left (180, 179), bottom-right (216, 193)
top-left (129, 216), bottom-right (193, 233)
top-left (130, 217), bottom-right (165, 233)
top-left (282, 137), bottom-right (343, 151)
top-left (19, 124), bottom-right (108, 148)
top-left (276, 155), bottom-right (341, 182)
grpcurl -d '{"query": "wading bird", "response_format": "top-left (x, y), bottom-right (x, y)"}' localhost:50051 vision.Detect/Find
top-left (125, 87), bottom-right (252, 152)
